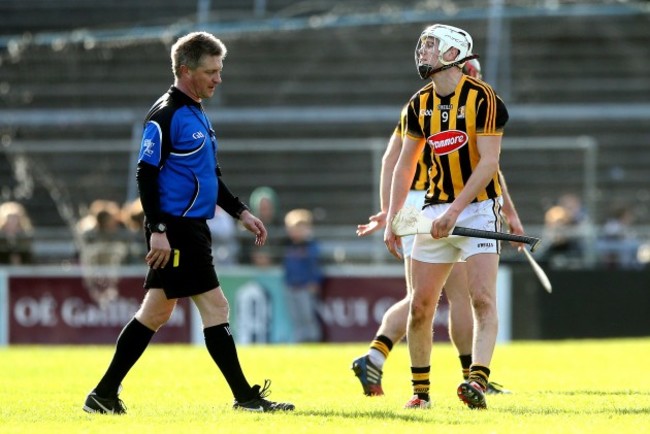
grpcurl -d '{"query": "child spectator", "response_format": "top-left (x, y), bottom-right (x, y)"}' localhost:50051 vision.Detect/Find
top-left (283, 208), bottom-right (323, 343)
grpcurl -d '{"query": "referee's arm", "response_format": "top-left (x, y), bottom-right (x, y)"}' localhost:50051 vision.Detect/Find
top-left (136, 161), bottom-right (163, 226)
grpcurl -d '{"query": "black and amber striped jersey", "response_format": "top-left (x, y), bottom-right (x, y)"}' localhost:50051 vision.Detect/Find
top-left (404, 75), bottom-right (509, 205)
top-left (395, 104), bottom-right (433, 191)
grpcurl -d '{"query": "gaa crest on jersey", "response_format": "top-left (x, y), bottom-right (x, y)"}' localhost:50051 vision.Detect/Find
top-left (143, 139), bottom-right (155, 156)
top-left (457, 106), bottom-right (466, 119)
top-left (427, 130), bottom-right (468, 155)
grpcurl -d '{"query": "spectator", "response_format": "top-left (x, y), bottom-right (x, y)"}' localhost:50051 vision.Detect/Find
top-left (541, 193), bottom-right (589, 266)
top-left (596, 204), bottom-right (641, 269)
top-left (76, 199), bottom-right (129, 305)
top-left (0, 201), bottom-right (34, 265)
top-left (207, 205), bottom-right (240, 266)
top-left (243, 186), bottom-right (282, 266)
top-left (282, 208), bottom-right (323, 343)
top-left (77, 199), bottom-right (129, 265)
top-left (121, 198), bottom-right (147, 264)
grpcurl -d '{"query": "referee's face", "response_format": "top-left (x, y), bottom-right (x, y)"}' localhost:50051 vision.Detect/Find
top-left (185, 54), bottom-right (224, 101)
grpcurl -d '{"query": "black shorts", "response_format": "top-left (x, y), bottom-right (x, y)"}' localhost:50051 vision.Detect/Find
top-left (144, 216), bottom-right (219, 299)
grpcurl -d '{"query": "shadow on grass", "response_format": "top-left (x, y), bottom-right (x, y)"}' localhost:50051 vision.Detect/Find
top-left (293, 407), bottom-right (465, 423)
top-left (492, 406), bottom-right (650, 416)
top-left (491, 389), bottom-right (650, 417)
top-left (548, 390), bottom-right (650, 396)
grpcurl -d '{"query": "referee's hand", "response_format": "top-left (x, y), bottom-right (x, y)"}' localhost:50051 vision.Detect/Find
top-left (146, 232), bottom-right (171, 269)
top-left (239, 210), bottom-right (268, 246)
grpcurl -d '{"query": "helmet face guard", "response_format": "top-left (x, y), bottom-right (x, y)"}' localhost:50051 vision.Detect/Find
top-left (415, 24), bottom-right (475, 80)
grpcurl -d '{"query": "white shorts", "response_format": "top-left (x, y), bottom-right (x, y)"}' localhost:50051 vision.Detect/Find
top-left (411, 197), bottom-right (503, 263)
top-left (401, 189), bottom-right (427, 258)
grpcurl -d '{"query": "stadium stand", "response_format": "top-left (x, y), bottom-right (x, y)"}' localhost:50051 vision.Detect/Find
top-left (1, 2), bottom-right (649, 264)
top-left (0, 0), bottom-right (269, 35)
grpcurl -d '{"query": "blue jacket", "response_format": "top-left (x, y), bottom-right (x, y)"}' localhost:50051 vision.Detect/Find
top-left (283, 239), bottom-right (323, 287)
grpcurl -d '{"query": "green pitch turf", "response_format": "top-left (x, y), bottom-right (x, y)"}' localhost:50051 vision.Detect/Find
top-left (1, 339), bottom-right (649, 433)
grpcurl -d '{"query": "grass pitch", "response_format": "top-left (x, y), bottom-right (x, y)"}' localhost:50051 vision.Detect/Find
top-left (1, 339), bottom-right (650, 433)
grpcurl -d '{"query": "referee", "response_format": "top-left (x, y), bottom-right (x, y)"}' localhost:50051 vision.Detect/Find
top-left (83, 32), bottom-right (294, 414)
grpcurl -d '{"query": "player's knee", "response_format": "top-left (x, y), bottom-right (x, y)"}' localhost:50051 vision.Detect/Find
top-left (409, 298), bottom-right (434, 325)
top-left (470, 292), bottom-right (497, 317)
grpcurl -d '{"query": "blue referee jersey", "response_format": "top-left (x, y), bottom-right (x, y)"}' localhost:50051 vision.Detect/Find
top-left (138, 86), bottom-right (219, 219)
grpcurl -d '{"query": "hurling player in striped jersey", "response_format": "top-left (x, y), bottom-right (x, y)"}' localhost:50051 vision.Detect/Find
top-left (353, 56), bottom-right (523, 402)
top-left (384, 23), bottom-right (521, 410)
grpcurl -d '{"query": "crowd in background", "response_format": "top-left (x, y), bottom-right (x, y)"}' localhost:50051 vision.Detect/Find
top-left (0, 192), bottom-right (647, 271)
top-left (539, 193), bottom-right (643, 270)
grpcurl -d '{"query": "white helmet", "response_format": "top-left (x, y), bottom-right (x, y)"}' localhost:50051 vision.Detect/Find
top-left (415, 24), bottom-right (474, 79)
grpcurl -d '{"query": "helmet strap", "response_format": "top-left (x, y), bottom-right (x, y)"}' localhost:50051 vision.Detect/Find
top-left (418, 54), bottom-right (480, 80)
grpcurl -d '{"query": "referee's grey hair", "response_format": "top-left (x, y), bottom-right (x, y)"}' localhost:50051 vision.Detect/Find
top-left (171, 32), bottom-right (227, 78)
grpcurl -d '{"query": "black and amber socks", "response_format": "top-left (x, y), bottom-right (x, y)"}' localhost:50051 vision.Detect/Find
top-left (468, 364), bottom-right (491, 391)
top-left (370, 335), bottom-right (393, 358)
top-left (368, 335), bottom-right (393, 369)
top-left (411, 366), bottom-right (431, 400)
top-left (459, 354), bottom-right (472, 380)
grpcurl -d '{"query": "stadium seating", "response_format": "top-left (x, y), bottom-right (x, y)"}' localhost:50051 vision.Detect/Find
top-left (0, 0), bottom-right (260, 35)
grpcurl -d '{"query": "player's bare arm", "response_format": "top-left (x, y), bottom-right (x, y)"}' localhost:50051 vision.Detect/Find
top-left (357, 131), bottom-right (402, 237)
top-left (385, 135), bottom-right (424, 259)
top-left (498, 170), bottom-right (525, 249)
top-left (499, 171), bottom-right (524, 233)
